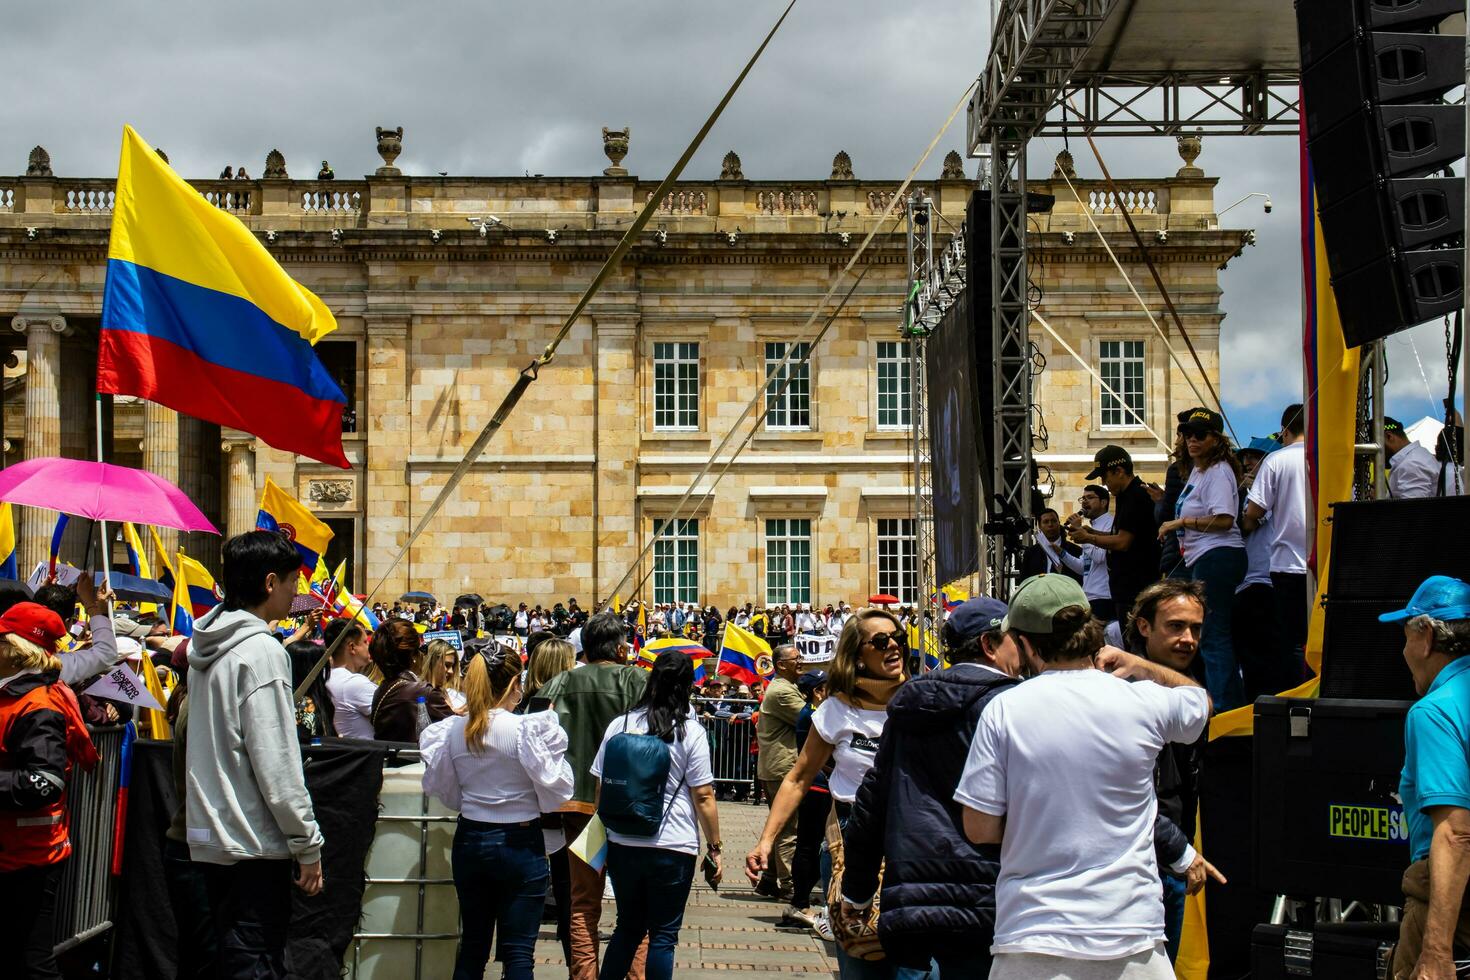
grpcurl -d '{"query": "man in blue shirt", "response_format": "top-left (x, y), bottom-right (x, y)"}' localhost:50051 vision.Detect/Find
top-left (1383, 574), bottom-right (1470, 980)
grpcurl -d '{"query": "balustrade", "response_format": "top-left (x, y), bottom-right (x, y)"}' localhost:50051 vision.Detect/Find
top-left (0, 187), bottom-right (12, 212)
top-left (1085, 186), bottom-right (1161, 214)
top-left (301, 183), bottom-right (364, 213)
top-left (755, 188), bottom-right (818, 215)
top-left (646, 188), bottom-right (708, 215)
top-left (58, 181), bottom-right (115, 213)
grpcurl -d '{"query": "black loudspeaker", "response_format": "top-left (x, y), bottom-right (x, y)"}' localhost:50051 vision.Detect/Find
top-left (1319, 496), bottom-right (1470, 699)
top-left (1296, 0), bottom-right (1465, 348)
top-left (1252, 922), bottom-right (1399, 979)
top-left (967, 190), bottom-right (995, 505)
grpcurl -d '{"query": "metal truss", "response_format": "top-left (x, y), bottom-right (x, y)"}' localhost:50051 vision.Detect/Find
top-left (968, 0), bottom-right (1118, 156)
top-left (904, 193), bottom-right (968, 662)
top-left (1042, 71), bottom-right (1300, 137)
top-left (988, 141), bottom-right (1036, 596)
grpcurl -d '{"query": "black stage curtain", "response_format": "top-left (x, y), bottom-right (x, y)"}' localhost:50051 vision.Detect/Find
top-left (113, 738), bottom-right (387, 980)
top-left (1200, 733), bottom-right (1274, 980)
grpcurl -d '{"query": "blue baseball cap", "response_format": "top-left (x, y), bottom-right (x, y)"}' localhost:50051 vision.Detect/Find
top-left (948, 596), bottom-right (1009, 642)
top-left (1241, 436), bottom-right (1283, 456)
top-left (1378, 575), bottom-right (1470, 624)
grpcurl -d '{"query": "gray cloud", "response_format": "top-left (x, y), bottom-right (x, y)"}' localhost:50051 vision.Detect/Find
top-left (2, 0), bottom-right (1460, 436)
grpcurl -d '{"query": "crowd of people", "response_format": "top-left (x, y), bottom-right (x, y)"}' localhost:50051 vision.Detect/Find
top-left (2, 400), bottom-right (1468, 980)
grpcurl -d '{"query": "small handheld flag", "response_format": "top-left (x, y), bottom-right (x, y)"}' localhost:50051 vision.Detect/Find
top-left (49, 514), bottom-right (70, 579)
top-left (170, 551), bottom-right (221, 636)
top-left (257, 476), bottom-right (335, 575)
top-left (0, 502), bottom-right (16, 580)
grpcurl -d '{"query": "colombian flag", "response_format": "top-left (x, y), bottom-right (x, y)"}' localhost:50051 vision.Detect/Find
top-left (256, 476), bottom-right (335, 575)
top-left (0, 502), bottom-right (15, 580)
top-left (329, 560), bottom-right (379, 630)
top-left (717, 621), bottom-right (773, 687)
top-left (170, 551), bottom-right (221, 636)
top-left (642, 638), bottom-right (710, 682)
top-left (97, 125), bottom-right (348, 467)
top-left (122, 522), bottom-right (159, 614)
top-left (149, 525), bottom-right (175, 592)
top-left (49, 514), bottom-right (70, 579)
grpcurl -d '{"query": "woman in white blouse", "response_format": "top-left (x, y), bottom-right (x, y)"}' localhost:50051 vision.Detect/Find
top-left (421, 646), bottom-right (573, 980)
top-left (1155, 406), bottom-right (1247, 711)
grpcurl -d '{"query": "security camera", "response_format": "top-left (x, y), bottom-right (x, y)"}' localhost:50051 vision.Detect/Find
top-left (331, 229), bottom-right (342, 244)
top-left (25, 227), bottom-right (37, 241)
top-left (1263, 197), bottom-right (1273, 214)
top-left (1061, 230), bottom-right (1075, 245)
top-left (545, 229), bottom-right (558, 243)
top-left (654, 229), bottom-right (668, 245)
top-left (467, 216), bottom-right (502, 238)
top-left (430, 229), bottom-right (442, 243)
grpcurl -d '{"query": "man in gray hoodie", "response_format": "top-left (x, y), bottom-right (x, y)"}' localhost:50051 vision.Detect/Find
top-left (185, 530), bottom-right (324, 979)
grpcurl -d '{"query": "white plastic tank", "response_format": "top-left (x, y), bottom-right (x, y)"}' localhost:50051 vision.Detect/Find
top-left (345, 760), bottom-right (460, 980)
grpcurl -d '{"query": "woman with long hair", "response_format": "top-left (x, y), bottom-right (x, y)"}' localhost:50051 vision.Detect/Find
top-left (1156, 407), bottom-right (1247, 710)
top-left (524, 637), bottom-right (575, 705)
top-left (746, 608), bottom-right (912, 979)
top-left (516, 635), bottom-right (577, 961)
top-left (591, 651), bottom-right (722, 980)
top-left (368, 618), bottom-right (454, 743)
top-left (421, 646), bottom-right (574, 980)
top-left (421, 638), bottom-right (465, 712)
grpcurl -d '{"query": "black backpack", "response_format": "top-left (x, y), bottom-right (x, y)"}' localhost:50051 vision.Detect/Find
top-left (597, 714), bottom-right (684, 837)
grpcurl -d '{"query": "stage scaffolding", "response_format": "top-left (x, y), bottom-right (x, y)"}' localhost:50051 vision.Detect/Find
top-left (967, 0), bottom-right (1302, 594)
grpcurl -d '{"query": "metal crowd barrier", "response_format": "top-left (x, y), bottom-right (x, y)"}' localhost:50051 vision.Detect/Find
top-left (691, 697), bottom-right (761, 787)
top-left (53, 724), bottom-right (126, 955)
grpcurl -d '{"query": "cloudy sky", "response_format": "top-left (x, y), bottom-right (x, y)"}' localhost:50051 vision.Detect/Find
top-left (4, 0), bottom-right (1462, 442)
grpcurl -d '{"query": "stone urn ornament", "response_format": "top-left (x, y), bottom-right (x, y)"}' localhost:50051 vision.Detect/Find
top-left (1051, 148), bottom-right (1077, 180)
top-left (830, 150), bottom-right (855, 181)
top-left (26, 145), bottom-right (52, 177)
top-left (941, 150), bottom-right (965, 180)
top-left (602, 127), bottom-right (630, 176)
top-left (376, 126), bottom-right (404, 176)
top-left (263, 148), bottom-right (288, 179)
top-left (720, 150), bottom-right (744, 181)
top-left (1176, 129), bottom-right (1204, 177)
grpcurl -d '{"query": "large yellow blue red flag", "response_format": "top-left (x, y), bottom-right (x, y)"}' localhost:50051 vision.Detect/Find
top-left (149, 525), bottom-right (175, 590)
top-left (122, 522), bottom-right (159, 614)
top-left (97, 125), bottom-right (348, 467)
top-left (0, 502), bottom-right (15, 580)
top-left (170, 551), bottom-right (221, 637)
top-left (256, 476), bottom-right (335, 575)
top-left (717, 621), bottom-right (773, 686)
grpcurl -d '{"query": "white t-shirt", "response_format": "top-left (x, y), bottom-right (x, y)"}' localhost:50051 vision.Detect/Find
top-left (1061, 512), bottom-right (1113, 601)
top-left (954, 670), bottom-right (1210, 960)
top-left (811, 696), bottom-right (887, 803)
top-left (420, 710), bottom-right (574, 823)
top-left (514, 611), bottom-right (529, 629)
top-left (590, 709), bottom-right (714, 856)
top-left (1245, 442), bottom-right (1308, 574)
top-left (326, 669), bottom-right (378, 739)
top-left (1175, 462), bottom-right (1245, 565)
top-left (1240, 510), bottom-right (1274, 592)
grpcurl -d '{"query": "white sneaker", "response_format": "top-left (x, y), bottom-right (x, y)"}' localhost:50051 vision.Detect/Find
top-left (781, 905), bottom-right (816, 929)
top-left (810, 907), bottom-right (835, 942)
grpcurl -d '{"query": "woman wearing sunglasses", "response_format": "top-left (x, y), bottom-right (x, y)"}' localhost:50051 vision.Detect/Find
top-left (746, 608), bottom-right (915, 979)
top-left (420, 645), bottom-right (574, 980)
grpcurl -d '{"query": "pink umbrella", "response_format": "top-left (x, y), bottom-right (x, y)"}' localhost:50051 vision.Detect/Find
top-left (0, 457), bottom-right (219, 533)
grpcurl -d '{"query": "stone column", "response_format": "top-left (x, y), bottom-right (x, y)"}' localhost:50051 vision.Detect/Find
top-left (142, 402), bottom-right (181, 556)
top-left (221, 435), bottom-right (259, 538)
top-left (10, 314), bottom-right (66, 571)
top-left (364, 314), bottom-right (411, 598)
top-left (592, 313), bottom-right (639, 604)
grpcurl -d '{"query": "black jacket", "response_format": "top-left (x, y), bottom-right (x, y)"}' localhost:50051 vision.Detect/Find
top-left (841, 664), bottom-right (1017, 966)
top-left (1018, 538), bottom-right (1083, 583)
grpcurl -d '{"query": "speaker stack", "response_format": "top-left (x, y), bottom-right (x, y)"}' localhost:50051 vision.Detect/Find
top-left (1296, 0), bottom-right (1465, 348)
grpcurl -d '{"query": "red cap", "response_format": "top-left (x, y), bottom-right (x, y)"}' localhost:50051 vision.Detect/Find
top-left (0, 602), bottom-right (67, 651)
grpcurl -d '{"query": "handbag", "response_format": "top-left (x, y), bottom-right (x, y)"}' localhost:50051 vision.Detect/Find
top-left (824, 811), bottom-right (885, 961)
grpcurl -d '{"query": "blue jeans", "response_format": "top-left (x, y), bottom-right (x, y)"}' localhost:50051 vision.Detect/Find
top-left (1186, 545), bottom-right (1246, 711)
top-left (451, 819), bottom-right (548, 980)
top-left (1162, 873), bottom-right (1187, 963)
top-left (601, 842), bottom-right (696, 980)
top-left (832, 802), bottom-right (932, 980)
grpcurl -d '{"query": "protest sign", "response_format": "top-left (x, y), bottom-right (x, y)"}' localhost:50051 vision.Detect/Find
top-left (84, 664), bottom-right (165, 712)
top-left (795, 632), bottom-right (836, 664)
top-left (423, 629), bottom-right (463, 652)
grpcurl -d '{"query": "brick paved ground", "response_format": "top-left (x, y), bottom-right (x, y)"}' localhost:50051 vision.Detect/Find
top-left (530, 799), bottom-right (836, 979)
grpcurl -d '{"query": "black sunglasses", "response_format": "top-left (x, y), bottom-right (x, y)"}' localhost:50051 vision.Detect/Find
top-left (863, 630), bottom-right (908, 651)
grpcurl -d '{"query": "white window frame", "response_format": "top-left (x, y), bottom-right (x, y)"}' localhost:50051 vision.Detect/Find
top-left (764, 341), bottom-right (812, 431)
top-left (765, 517), bottom-right (812, 606)
top-left (653, 518), bottom-right (699, 605)
top-left (876, 517), bottom-right (917, 604)
top-left (1097, 338), bottom-right (1147, 430)
top-left (875, 340), bottom-right (912, 431)
top-left (652, 341), bottom-right (700, 431)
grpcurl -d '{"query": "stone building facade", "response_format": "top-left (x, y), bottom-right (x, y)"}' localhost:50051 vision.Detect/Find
top-left (0, 132), bottom-right (1250, 608)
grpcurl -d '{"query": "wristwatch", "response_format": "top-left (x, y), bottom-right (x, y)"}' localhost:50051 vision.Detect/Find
top-left (707, 841), bottom-right (723, 854)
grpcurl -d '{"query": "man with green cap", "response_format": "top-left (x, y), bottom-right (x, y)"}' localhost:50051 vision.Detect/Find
top-left (954, 575), bottom-right (1210, 980)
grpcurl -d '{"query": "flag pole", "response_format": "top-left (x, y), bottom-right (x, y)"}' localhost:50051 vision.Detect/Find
top-left (95, 393), bottom-right (114, 618)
